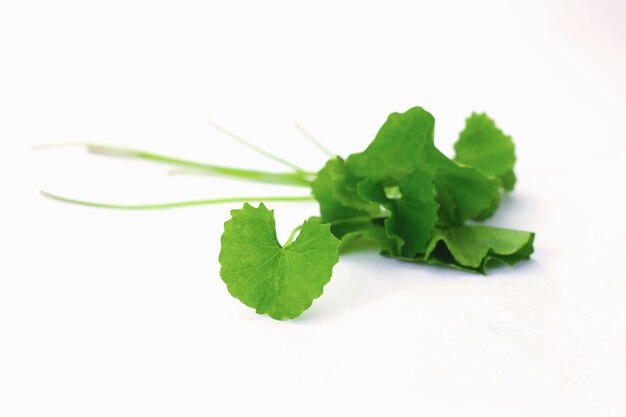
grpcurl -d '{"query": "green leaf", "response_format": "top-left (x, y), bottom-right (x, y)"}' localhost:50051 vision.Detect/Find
top-left (454, 113), bottom-right (516, 191)
top-left (346, 106), bottom-right (438, 181)
top-left (336, 220), bottom-right (398, 255)
top-left (356, 169), bottom-right (439, 257)
top-left (311, 157), bottom-right (381, 226)
top-left (422, 225), bottom-right (534, 273)
top-left (433, 166), bottom-right (500, 223)
top-left (219, 203), bottom-right (340, 320)
top-left (345, 106), bottom-right (500, 224)
top-left (309, 157), bottom-right (400, 255)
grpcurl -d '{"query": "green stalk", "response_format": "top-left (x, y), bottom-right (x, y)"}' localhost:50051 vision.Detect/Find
top-left (35, 143), bottom-right (315, 187)
top-left (284, 224), bottom-right (304, 247)
top-left (208, 119), bottom-right (307, 172)
top-left (41, 191), bottom-right (315, 210)
top-left (294, 124), bottom-right (335, 157)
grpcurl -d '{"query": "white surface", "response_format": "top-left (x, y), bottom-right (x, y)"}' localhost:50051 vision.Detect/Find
top-left (1, 1), bottom-right (626, 416)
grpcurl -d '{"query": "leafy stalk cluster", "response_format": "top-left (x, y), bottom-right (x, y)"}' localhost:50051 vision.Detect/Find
top-left (311, 106), bottom-right (533, 274)
top-left (42, 106), bottom-right (534, 320)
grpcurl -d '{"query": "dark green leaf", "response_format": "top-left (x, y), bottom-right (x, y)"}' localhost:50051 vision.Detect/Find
top-left (432, 165), bottom-right (500, 223)
top-left (346, 106), bottom-right (438, 181)
top-left (357, 170), bottom-right (439, 257)
top-left (345, 106), bottom-right (500, 224)
top-left (311, 157), bottom-right (381, 226)
top-left (423, 225), bottom-right (534, 273)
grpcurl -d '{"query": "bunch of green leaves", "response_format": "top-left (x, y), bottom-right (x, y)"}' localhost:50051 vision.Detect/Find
top-left (41, 106), bottom-right (534, 320)
top-left (311, 107), bottom-right (533, 273)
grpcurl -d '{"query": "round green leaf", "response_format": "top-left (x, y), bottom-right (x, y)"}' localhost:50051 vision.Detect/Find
top-left (219, 203), bottom-right (340, 320)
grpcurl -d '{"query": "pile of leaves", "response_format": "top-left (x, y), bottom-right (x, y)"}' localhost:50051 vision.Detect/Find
top-left (42, 106), bottom-right (535, 320)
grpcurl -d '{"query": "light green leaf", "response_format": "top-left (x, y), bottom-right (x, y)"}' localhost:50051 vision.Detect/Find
top-left (219, 203), bottom-right (340, 320)
top-left (335, 220), bottom-right (398, 255)
top-left (454, 113), bottom-right (516, 191)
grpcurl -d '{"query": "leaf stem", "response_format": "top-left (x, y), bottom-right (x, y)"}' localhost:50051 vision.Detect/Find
top-left (35, 142), bottom-right (315, 186)
top-left (208, 119), bottom-right (307, 172)
top-left (294, 124), bottom-right (335, 157)
top-left (41, 191), bottom-right (315, 210)
top-left (284, 224), bottom-right (303, 247)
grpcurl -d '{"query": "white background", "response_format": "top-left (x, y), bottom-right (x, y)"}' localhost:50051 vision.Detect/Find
top-left (1, 0), bottom-right (626, 416)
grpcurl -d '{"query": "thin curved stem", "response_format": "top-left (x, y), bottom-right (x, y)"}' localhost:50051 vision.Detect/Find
top-left (208, 119), bottom-right (306, 172)
top-left (41, 191), bottom-right (315, 210)
top-left (284, 224), bottom-right (303, 247)
top-left (294, 124), bottom-right (335, 157)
